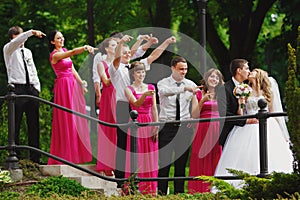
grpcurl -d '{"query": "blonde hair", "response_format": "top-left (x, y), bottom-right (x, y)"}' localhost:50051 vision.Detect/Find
top-left (251, 68), bottom-right (272, 105)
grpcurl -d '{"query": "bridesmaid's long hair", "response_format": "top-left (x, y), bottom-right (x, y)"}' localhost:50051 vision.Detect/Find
top-left (200, 68), bottom-right (224, 99)
top-left (48, 30), bottom-right (59, 52)
top-left (99, 37), bottom-right (114, 54)
top-left (251, 68), bottom-right (272, 105)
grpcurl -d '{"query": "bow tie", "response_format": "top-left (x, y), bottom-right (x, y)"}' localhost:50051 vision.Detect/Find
top-left (125, 65), bottom-right (130, 69)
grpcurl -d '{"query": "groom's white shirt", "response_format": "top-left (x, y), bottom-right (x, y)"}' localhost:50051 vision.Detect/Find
top-left (232, 77), bottom-right (241, 87)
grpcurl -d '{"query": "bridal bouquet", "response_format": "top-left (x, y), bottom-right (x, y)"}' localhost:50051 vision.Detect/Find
top-left (233, 83), bottom-right (253, 108)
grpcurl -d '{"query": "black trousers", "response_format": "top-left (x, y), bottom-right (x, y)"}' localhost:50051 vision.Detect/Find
top-left (14, 84), bottom-right (40, 163)
top-left (158, 123), bottom-right (193, 195)
top-left (115, 101), bottom-right (131, 188)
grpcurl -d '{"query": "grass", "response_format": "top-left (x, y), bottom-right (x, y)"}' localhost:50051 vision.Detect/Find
top-left (167, 164), bottom-right (190, 194)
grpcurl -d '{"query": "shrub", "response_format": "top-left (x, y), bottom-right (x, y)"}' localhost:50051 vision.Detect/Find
top-left (0, 191), bottom-right (19, 200)
top-left (200, 170), bottom-right (300, 199)
top-left (26, 176), bottom-right (88, 198)
top-left (0, 169), bottom-right (12, 191)
top-left (286, 26), bottom-right (300, 173)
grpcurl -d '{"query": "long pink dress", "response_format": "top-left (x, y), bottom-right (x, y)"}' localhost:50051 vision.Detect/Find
top-left (188, 90), bottom-right (222, 193)
top-left (48, 48), bottom-right (92, 165)
top-left (96, 61), bottom-right (117, 172)
top-left (125, 84), bottom-right (158, 196)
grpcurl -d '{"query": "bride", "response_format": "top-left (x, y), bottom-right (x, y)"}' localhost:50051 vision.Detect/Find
top-left (214, 68), bottom-right (293, 184)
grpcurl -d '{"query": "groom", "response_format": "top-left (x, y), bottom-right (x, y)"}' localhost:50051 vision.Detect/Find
top-left (217, 58), bottom-right (253, 148)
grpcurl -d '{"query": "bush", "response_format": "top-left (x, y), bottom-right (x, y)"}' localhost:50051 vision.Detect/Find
top-left (200, 170), bottom-right (300, 199)
top-left (286, 26), bottom-right (300, 173)
top-left (26, 176), bottom-right (89, 198)
top-left (0, 169), bottom-right (12, 191)
top-left (0, 191), bottom-right (20, 200)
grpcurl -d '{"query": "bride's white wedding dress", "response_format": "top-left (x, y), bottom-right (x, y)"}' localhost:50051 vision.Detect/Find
top-left (214, 95), bottom-right (293, 180)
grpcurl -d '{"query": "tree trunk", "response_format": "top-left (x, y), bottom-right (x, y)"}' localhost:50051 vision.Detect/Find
top-left (200, 0), bottom-right (276, 80)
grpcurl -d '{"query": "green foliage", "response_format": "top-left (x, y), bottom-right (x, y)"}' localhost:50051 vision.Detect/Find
top-left (0, 101), bottom-right (9, 164)
top-left (26, 175), bottom-right (88, 198)
top-left (286, 26), bottom-right (300, 173)
top-left (174, 193), bottom-right (216, 200)
top-left (19, 159), bottom-right (42, 180)
top-left (0, 191), bottom-right (20, 200)
top-left (263, 172), bottom-right (300, 198)
top-left (199, 175), bottom-right (246, 199)
top-left (123, 173), bottom-right (139, 195)
top-left (0, 170), bottom-right (12, 191)
top-left (0, 0), bottom-right (298, 108)
top-left (38, 87), bottom-right (53, 164)
top-left (243, 172), bottom-right (300, 199)
top-left (200, 170), bottom-right (300, 199)
top-left (0, 88), bottom-right (53, 165)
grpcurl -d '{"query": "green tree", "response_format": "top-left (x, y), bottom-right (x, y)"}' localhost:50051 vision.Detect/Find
top-left (188, 0), bottom-right (277, 80)
top-left (286, 26), bottom-right (300, 173)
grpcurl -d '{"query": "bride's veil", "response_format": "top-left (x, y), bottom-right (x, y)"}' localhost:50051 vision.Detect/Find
top-left (269, 77), bottom-right (290, 142)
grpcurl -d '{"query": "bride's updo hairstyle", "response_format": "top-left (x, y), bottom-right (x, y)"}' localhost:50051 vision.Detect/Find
top-left (252, 68), bottom-right (272, 105)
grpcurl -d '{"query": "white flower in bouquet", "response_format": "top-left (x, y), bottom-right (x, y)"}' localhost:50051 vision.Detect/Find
top-left (233, 83), bottom-right (253, 108)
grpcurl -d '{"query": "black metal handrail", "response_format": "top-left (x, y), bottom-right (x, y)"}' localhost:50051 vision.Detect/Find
top-left (0, 83), bottom-right (287, 185)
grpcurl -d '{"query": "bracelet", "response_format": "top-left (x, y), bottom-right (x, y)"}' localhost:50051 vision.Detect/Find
top-left (137, 35), bottom-right (142, 40)
top-left (84, 45), bottom-right (88, 51)
top-left (82, 80), bottom-right (88, 88)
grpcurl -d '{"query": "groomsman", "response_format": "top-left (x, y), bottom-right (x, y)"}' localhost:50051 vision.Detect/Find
top-left (157, 56), bottom-right (198, 195)
top-left (3, 26), bottom-right (45, 163)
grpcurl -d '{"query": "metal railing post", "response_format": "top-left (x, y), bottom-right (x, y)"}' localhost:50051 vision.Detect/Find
top-left (129, 110), bottom-right (138, 175)
top-left (5, 84), bottom-right (19, 169)
top-left (257, 98), bottom-right (268, 177)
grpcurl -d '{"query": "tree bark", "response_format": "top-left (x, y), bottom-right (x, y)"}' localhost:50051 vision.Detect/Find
top-left (196, 0), bottom-right (276, 80)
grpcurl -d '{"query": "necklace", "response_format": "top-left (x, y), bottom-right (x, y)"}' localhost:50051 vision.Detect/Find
top-left (133, 83), bottom-right (144, 88)
top-left (133, 82), bottom-right (146, 92)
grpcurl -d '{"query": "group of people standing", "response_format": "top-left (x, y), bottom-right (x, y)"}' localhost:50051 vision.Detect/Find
top-left (3, 26), bottom-right (293, 196)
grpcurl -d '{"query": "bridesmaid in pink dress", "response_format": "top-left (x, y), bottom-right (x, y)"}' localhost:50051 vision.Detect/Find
top-left (95, 38), bottom-right (117, 175)
top-left (188, 68), bottom-right (224, 193)
top-left (47, 30), bottom-right (96, 164)
top-left (124, 61), bottom-right (159, 196)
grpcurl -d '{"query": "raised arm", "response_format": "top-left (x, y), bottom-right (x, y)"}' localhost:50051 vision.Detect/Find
top-left (4, 30), bottom-right (45, 55)
top-left (140, 34), bottom-right (159, 51)
top-left (146, 36), bottom-right (176, 65)
top-left (51, 45), bottom-right (96, 64)
top-left (130, 34), bottom-right (150, 58)
top-left (112, 35), bottom-right (133, 70)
